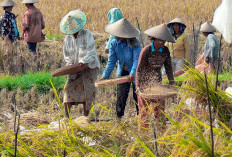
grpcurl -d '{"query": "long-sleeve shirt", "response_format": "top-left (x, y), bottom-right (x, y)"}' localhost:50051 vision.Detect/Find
top-left (22, 5), bottom-right (45, 43)
top-left (204, 34), bottom-right (219, 62)
top-left (102, 38), bottom-right (141, 78)
top-left (63, 29), bottom-right (100, 69)
top-left (0, 11), bottom-right (19, 41)
top-left (136, 44), bottom-right (174, 89)
top-left (165, 32), bottom-right (191, 61)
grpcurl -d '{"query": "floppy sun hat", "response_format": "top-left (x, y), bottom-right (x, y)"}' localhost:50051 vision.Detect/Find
top-left (22, 0), bottom-right (38, 3)
top-left (60, 10), bottom-right (87, 35)
top-left (200, 22), bottom-right (216, 33)
top-left (0, 0), bottom-right (16, 7)
top-left (144, 24), bottom-right (175, 43)
top-left (105, 18), bottom-right (140, 38)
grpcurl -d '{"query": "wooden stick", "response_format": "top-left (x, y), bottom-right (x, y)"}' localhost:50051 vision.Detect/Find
top-left (151, 119), bottom-right (159, 157)
top-left (204, 69), bottom-right (214, 157)
top-left (193, 23), bottom-right (196, 67)
top-left (136, 17), bottom-right (145, 48)
top-left (215, 34), bottom-right (223, 91)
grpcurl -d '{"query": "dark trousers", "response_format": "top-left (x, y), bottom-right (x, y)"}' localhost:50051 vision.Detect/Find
top-left (27, 42), bottom-right (37, 54)
top-left (116, 70), bottom-right (139, 117)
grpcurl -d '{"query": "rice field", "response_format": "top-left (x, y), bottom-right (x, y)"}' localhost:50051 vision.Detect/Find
top-left (1, 0), bottom-right (232, 156)
top-left (12, 0), bottom-right (221, 35)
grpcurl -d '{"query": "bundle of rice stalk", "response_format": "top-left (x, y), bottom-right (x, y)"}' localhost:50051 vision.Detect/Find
top-left (177, 64), bottom-right (232, 123)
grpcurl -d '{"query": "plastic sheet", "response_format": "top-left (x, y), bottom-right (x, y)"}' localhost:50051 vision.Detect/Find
top-left (212, 0), bottom-right (232, 43)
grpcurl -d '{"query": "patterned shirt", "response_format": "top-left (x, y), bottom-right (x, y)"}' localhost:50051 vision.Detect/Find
top-left (136, 44), bottom-right (174, 88)
top-left (0, 11), bottom-right (19, 41)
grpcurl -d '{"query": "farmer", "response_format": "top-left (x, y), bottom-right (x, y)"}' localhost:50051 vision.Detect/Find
top-left (163, 18), bottom-right (190, 76)
top-left (22, 0), bottom-right (45, 54)
top-left (60, 10), bottom-right (100, 117)
top-left (100, 18), bottom-right (141, 121)
top-left (136, 24), bottom-right (175, 130)
top-left (105, 8), bottom-right (124, 54)
top-left (195, 22), bottom-right (219, 71)
top-left (0, 0), bottom-right (19, 43)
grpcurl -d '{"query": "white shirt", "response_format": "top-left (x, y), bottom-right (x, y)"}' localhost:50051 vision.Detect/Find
top-left (63, 29), bottom-right (100, 69)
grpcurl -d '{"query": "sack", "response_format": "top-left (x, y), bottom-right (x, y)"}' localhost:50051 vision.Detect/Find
top-left (212, 0), bottom-right (232, 43)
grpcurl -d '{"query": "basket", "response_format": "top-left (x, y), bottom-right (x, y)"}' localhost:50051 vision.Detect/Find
top-left (51, 64), bottom-right (87, 77)
top-left (139, 84), bottom-right (178, 100)
top-left (95, 76), bottom-right (131, 87)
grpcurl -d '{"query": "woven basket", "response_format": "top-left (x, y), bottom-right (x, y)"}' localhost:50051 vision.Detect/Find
top-left (51, 64), bottom-right (86, 77)
top-left (139, 84), bottom-right (178, 100)
top-left (95, 76), bottom-right (131, 87)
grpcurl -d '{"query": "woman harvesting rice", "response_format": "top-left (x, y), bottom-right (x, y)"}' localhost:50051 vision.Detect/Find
top-left (100, 18), bottom-right (141, 121)
top-left (60, 10), bottom-right (100, 118)
top-left (136, 24), bottom-right (175, 130)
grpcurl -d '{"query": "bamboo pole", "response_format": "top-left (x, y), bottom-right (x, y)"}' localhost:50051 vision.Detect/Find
top-left (136, 17), bottom-right (145, 48)
top-left (204, 69), bottom-right (214, 157)
top-left (151, 119), bottom-right (159, 157)
top-left (215, 34), bottom-right (223, 91)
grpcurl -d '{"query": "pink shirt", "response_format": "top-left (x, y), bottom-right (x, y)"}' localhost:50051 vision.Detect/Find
top-left (22, 6), bottom-right (45, 43)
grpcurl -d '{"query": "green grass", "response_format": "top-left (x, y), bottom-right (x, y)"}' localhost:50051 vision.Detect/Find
top-left (0, 72), bottom-right (66, 94)
top-left (46, 33), bottom-right (64, 40)
top-left (1, 70), bottom-right (232, 94)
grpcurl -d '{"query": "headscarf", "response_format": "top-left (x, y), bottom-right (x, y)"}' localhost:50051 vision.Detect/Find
top-left (168, 23), bottom-right (186, 38)
top-left (107, 8), bottom-right (124, 24)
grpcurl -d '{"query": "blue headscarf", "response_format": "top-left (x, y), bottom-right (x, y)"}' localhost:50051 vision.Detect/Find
top-left (107, 8), bottom-right (124, 24)
top-left (106, 8), bottom-right (124, 49)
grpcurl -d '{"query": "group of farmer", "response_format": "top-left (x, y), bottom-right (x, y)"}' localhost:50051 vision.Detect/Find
top-left (60, 8), bottom-right (219, 130)
top-left (0, 0), bottom-right (220, 130)
top-left (0, 0), bottom-right (44, 54)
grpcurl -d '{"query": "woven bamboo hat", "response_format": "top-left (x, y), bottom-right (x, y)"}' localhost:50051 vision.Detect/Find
top-left (0, 0), bottom-right (16, 6)
top-left (60, 10), bottom-right (87, 35)
top-left (22, 0), bottom-right (38, 3)
top-left (200, 22), bottom-right (216, 33)
top-left (105, 18), bottom-right (140, 38)
top-left (144, 24), bottom-right (175, 43)
top-left (167, 18), bottom-right (186, 27)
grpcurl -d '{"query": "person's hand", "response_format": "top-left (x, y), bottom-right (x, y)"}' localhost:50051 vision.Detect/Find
top-left (79, 63), bottom-right (87, 68)
top-left (136, 87), bottom-right (141, 94)
top-left (128, 74), bottom-right (134, 82)
top-left (105, 49), bottom-right (109, 54)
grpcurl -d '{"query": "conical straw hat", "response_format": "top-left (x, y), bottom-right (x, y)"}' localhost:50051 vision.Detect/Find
top-left (105, 18), bottom-right (140, 38)
top-left (0, 0), bottom-right (16, 6)
top-left (22, 0), bottom-right (38, 3)
top-left (144, 24), bottom-right (175, 43)
top-left (200, 22), bottom-right (216, 33)
top-left (60, 10), bottom-right (87, 35)
top-left (167, 18), bottom-right (186, 27)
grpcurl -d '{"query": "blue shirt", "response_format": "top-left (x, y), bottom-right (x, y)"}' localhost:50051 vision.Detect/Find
top-left (102, 38), bottom-right (141, 78)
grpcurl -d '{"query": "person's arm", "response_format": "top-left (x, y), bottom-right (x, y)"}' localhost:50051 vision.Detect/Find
top-left (78, 31), bottom-right (98, 68)
top-left (22, 13), bottom-right (30, 32)
top-left (0, 16), bottom-right (8, 38)
top-left (130, 40), bottom-right (141, 77)
top-left (41, 12), bottom-right (45, 29)
top-left (63, 36), bottom-right (75, 65)
top-left (164, 48), bottom-right (175, 85)
top-left (136, 46), bottom-right (148, 90)
top-left (101, 41), bottom-right (117, 79)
